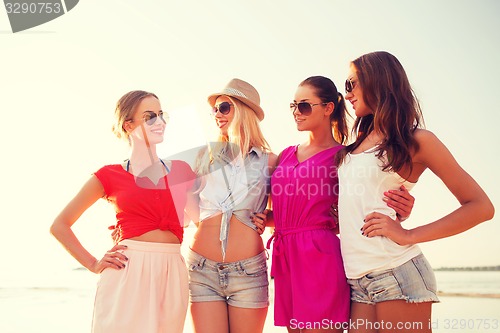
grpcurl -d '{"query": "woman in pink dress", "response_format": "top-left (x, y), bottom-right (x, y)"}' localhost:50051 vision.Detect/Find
top-left (269, 76), bottom-right (350, 332)
top-left (266, 76), bottom-right (414, 333)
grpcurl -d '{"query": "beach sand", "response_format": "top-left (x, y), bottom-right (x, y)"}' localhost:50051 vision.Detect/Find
top-left (1, 279), bottom-right (499, 333)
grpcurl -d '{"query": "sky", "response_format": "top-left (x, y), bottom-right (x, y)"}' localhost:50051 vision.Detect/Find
top-left (0, 0), bottom-right (499, 285)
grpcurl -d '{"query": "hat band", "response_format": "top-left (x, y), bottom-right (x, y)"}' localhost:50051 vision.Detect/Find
top-left (221, 87), bottom-right (248, 99)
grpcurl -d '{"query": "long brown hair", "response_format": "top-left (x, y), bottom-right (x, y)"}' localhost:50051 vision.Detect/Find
top-left (299, 76), bottom-right (350, 145)
top-left (335, 51), bottom-right (424, 173)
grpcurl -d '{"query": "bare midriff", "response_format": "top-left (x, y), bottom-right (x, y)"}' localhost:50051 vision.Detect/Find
top-left (129, 229), bottom-right (181, 244)
top-left (190, 214), bottom-right (265, 262)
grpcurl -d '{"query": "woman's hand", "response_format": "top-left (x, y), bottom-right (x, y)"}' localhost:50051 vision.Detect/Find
top-left (383, 185), bottom-right (415, 222)
top-left (251, 209), bottom-right (269, 235)
top-left (108, 225), bottom-right (121, 244)
top-left (89, 244), bottom-right (128, 274)
top-left (362, 212), bottom-right (412, 245)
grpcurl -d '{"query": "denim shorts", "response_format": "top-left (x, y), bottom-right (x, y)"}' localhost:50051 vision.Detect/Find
top-left (187, 249), bottom-right (269, 308)
top-left (347, 253), bottom-right (440, 305)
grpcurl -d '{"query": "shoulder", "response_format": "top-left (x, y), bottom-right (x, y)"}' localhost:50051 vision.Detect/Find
top-left (412, 129), bottom-right (452, 166)
top-left (413, 129), bottom-right (445, 156)
top-left (413, 128), bottom-right (440, 145)
top-left (267, 152), bottom-right (278, 168)
top-left (93, 164), bottom-right (123, 195)
top-left (169, 159), bottom-right (194, 172)
top-left (276, 145), bottom-right (298, 162)
top-left (168, 159), bottom-right (197, 181)
top-left (332, 143), bottom-right (345, 154)
top-left (95, 163), bottom-right (123, 176)
top-left (280, 145), bottom-right (297, 156)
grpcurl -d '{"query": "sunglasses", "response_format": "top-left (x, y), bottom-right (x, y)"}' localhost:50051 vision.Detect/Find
top-left (289, 102), bottom-right (328, 116)
top-left (212, 101), bottom-right (233, 115)
top-left (142, 111), bottom-right (168, 125)
top-left (345, 78), bottom-right (357, 93)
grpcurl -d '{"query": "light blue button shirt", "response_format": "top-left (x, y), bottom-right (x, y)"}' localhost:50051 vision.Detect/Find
top-left (198, 147), bottom-right (269, 260)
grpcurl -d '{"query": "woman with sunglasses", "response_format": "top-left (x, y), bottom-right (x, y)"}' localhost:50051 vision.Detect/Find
top-left (266, 76), bottom-right (415, 333)
top-left (185, 78), bottom-right (276, 333)
top-left (337, 51), bottom-right (494, 332)
top-left (50, 90), bottom-right (195, 333)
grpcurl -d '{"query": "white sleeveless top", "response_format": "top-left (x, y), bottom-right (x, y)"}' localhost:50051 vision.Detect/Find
top-left (198, 147), bottom-right (269, 260)
top-left (337, 147), bottom-right (422, 279)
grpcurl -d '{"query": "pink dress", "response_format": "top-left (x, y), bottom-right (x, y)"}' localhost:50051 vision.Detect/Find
top-left (269, 145), bottom-right (350, 326)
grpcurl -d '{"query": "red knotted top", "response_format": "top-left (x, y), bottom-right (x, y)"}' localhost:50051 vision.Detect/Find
top-left (94, 160), bottom-right (196, 243)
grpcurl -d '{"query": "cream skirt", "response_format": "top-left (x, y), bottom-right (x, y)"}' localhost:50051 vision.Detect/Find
top-left (92, 240), bottom-right (188, 333)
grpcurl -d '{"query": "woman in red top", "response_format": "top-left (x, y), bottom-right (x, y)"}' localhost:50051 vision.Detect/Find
top-left (50, 90), bottom-right (195, 333)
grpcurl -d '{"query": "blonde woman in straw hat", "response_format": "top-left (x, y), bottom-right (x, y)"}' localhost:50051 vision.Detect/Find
top-left (185, 78), bottom-right (277, 333)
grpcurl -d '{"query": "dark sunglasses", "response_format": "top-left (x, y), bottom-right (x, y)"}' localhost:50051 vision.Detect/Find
top-left (289, 102), bottom-right (328, 116)
top-left (212, 101), bottom-right (233, 115)
top-left (345, 78), bottom-right (357, 93)
top-left (142, 111), bottom-right (168, 125)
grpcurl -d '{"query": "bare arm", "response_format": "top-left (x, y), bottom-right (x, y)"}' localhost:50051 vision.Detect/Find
top-left (252, 152), bottom-right (278, 233)
top-left (363, 130), bottom-right (494, 245)
top-left (406, 130), bottom-right (494, 242)
top-left (268, 152), bottom-right (279, 175)
top-left (263, 153), bottom-right (278, 229)
top-left (50, 176), bottom-right (127, 273)
top-left (184, 182), bottom-right (200, 227)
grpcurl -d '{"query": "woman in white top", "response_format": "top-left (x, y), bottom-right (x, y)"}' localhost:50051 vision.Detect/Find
top-left (337, 51), bottom-right (494, 333)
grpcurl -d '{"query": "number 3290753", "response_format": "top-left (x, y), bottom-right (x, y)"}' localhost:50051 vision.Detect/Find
top-left (5, 2), bottom-right (62, 14)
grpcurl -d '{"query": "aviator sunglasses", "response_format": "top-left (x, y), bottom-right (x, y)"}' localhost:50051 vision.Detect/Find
top-left (345, 78), bottom-right (357, 93)
top-left (132, 111), bottom-right (168, 126)
top-left (289, 102), bottom-right (329, 116)
top-left (211, 101), bottom-right (233, 115)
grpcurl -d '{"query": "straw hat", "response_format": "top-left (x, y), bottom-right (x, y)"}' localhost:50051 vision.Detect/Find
top-left (207, 78), bottom-right (264, 121)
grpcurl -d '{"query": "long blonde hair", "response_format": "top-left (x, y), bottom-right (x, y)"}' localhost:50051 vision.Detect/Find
top-left (195, 96), bottom-right (270, 180)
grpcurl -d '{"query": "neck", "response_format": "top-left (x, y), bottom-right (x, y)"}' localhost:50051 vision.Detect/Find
top-left (307, 124), bottom-right (337, 148)
top-left (129, 141), bottom-right (159, 167)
